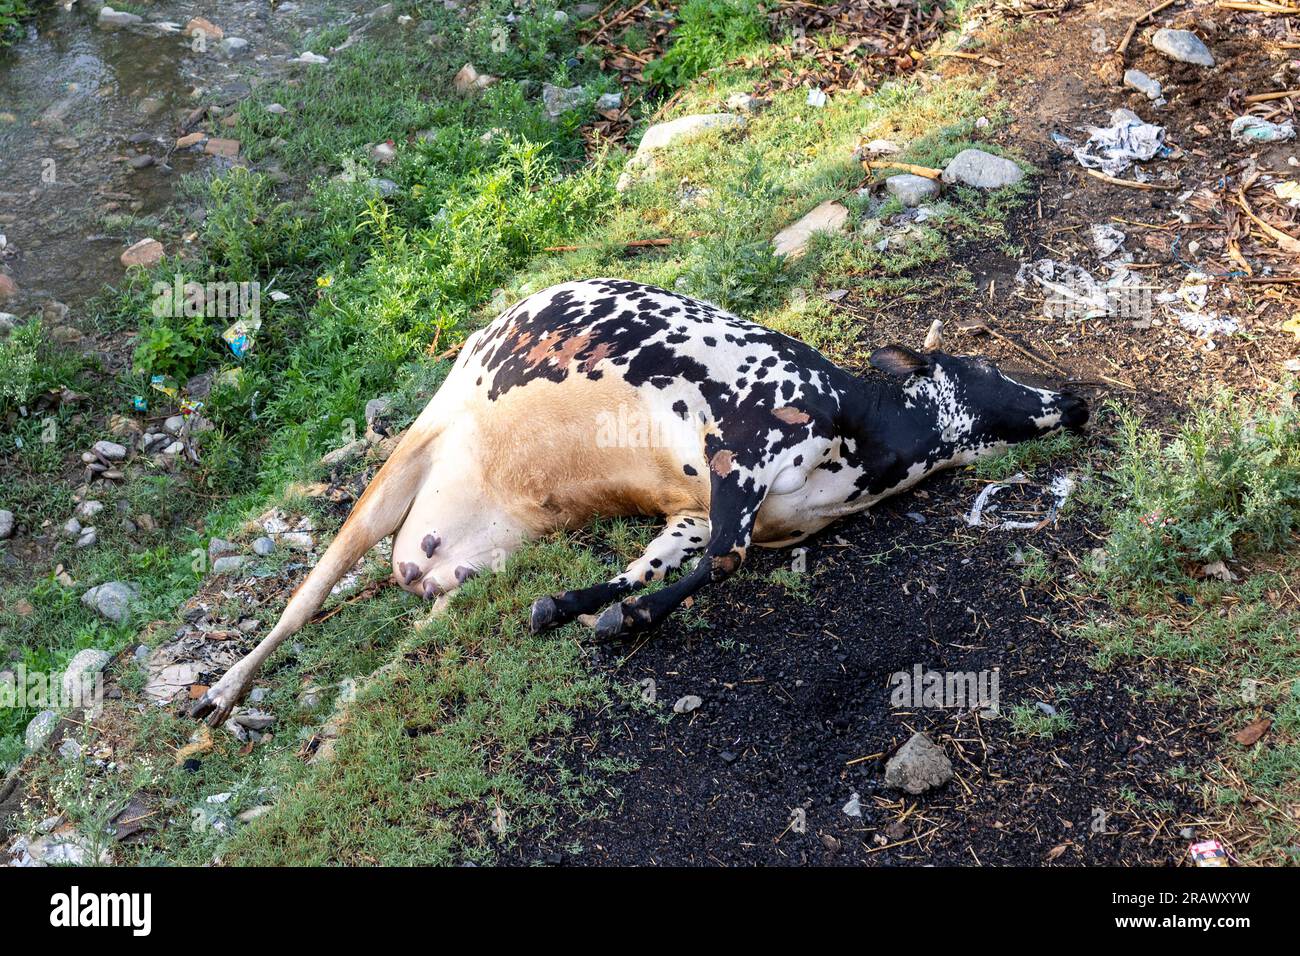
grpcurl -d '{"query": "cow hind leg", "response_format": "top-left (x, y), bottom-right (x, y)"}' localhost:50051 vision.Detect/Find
top-left (529, 513), bottom-right (710, 634)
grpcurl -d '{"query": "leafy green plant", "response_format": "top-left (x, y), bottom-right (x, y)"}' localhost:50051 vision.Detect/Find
top-left (0, 0), bottom-right (31, 45)
top-left (1086, 389), bottom-right (1300, 588)
top-left (645, 0), bottom-right (770, 88)
top-left (0, 318), bottom-right (38, 409)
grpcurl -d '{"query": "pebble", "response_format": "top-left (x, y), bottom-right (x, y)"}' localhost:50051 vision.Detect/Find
top-left (941, 149), bottom-right (1023, 189)
top-left (595, 91), bottom-right (623, 112)
top-left (1151, 28), bottom-right (1214, 68)
top-left (74, 500), bottom-right (104, 521)
top-left (58, 738), bottom-right (82, 761)
top-left (0, 509), bottom-right (13, 539)
top-left (453, 62), bottom-right (495, 95)
top-left (63, 517), bottom-right (82, 538)
top-left (127, 154), bottom-right (155, 170)
top-left (1123, 69), bottom-right (1163, 101)
top-left (885, 173), bottom-right (940, 207)
top-left (75, 528), bottom-right (98, 549)
top-left (208, 537), bottom-right (237, 565)
top-left (92, 440), bottom-right (127, 461)
top-left (542, 83), bottom-right (585, 120)
top-left (673, 694), bottom-right (702, 714)
top-left (884, 732), bottom-right (954, 794)
top-left (252, 536), bottom-right (276, 556)
top-left (371, 142), bottom-right (397, 164)
top-left (212, 555), bottom-right (248, 575)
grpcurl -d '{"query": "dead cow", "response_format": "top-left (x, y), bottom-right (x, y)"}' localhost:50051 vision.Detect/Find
top-left (192, 278), bottom-right (1087, 724)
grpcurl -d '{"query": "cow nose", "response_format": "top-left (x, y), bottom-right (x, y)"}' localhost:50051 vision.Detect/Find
top-left (1058, 392), bottom-right (1089, 431)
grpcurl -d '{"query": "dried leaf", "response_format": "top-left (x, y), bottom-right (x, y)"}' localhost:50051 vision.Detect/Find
top-left (1233, 718), bottom-right (1272, 746)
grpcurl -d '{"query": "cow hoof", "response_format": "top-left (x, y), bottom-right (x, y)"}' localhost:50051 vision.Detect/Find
top-left (189, 674), bottom-right (248, 727)
top-left (594, 602), bottom-right (627, 641)
top-left (529, 596), bottom-right (558, 633)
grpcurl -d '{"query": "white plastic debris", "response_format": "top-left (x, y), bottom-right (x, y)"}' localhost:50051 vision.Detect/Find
top-left (1230, 116), bottom-right (1295, 144)
top-left (966, 473), bottom-right (1075, 531)
top-left (1090, 224), bottom-right (1126, 258)
top-left (1016, 259), bottom-right (1141, 319)
top-left (1072, 108), bottom-right (1166, 177)
top-left (806, 87), bottom-right (828, 108)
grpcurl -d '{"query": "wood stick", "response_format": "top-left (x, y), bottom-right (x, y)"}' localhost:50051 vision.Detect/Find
top-left (934, 50), bottom-right (1005, 67)
top-left (1243, 89), bottom-right (1300, 103)
top-left (542, 232), bottom-right (702, 253)
top-left (1084, 168), bottom-right (1178, 191)
top-left (1216, 0), bottom-right (1298, 11)
top-left (863, 160), bottom-right (943, 180)
top-left (963, 317), bottom-right (1068, 377)
top-left (1116, 0), bottom-right (1183, 56)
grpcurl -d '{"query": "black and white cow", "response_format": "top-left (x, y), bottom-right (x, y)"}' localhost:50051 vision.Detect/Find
top-left (192, 278), bottom-right (1086, 724)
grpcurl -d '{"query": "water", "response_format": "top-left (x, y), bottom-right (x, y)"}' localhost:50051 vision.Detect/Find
top-left (0, 1), bottom-right (360, 316)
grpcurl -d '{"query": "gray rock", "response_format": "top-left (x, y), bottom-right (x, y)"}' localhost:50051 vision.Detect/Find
top-left (92, 440), bottom-right (127, 461)
top-left (98, 7), bottom-right (143, 29)
top-left (75, 528), bottom-right (98, 549)
top-left (74, 500), bottom-right (104, 521)
top-left (673, 694), bottom-right (702, 714)
top-left (725, 92), bottom-right (770, 113)
top-left (320, 438), bottom-right (369, 467)
top-left (1151, 28), bottom-right (1214, 67)
top-left (61, 649), bottom-right (111, 703)
top-left (364, 396), bottom-right (393, 425)
top-left (212, 555), bottom-right (248, 575)
top-left (941, 149), bottom-right (1023, 189)
top-left (884, 732), bottom-right (954, 794)
top-left (80, 581), bottom-right (141, 624)
top-left (25, 710), bottom-right (59, 751)
top-left (639, 113), bottom-right (746, 154)
top-left (252, 536), bottom-right (276, 556)
top-left (127, 154), bottom-right (155, 170)
top-left (163, 415), bottom-right (185, 435)
top-left (542, 83), bottom-right (585, 120)
top-left (0, 509), bottom-right (13, 539)
top-left (886, 173), bottom-right (940, 207)
top-left (62, 517), bottom-right (82, 538)
top-left (208, 537), bottom-right (237, 566)
top-left (1123, 69), bottom-right (1163, 100)
top-left (58, 738), bottom-right (82, 761)
top-left (232, 708), bottom-right (275, 731)
top-left (220, 36), bottom-right (250, 56)
top-left (595, 92), bottom-right (622, 112)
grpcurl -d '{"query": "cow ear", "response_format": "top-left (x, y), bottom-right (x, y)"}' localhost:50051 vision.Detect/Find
top-left (870, 345), bottom-right (934, 378)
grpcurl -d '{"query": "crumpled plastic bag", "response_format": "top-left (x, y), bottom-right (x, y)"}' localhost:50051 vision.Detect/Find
top-left (1016, 259), bottom-right (1142, 319)
top-left (1072, 108), bottom-right (1166, 177)
top-left (1230, 116), bottom-right (1295, 144)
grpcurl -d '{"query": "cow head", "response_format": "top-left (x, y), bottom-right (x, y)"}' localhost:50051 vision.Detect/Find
top-left (869, 344), bottom-right (1087, 462)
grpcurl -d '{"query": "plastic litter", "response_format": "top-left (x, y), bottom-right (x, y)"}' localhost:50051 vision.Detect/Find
top-left (1016, 259), bottom-right (1142, 319)
top-left (966, 473), bottom-right (1075, 531)
top-left (1189, 839), bottom-right (1228, 867)
top-left (1071, 108), bottom-right (1166, 178)
top-left (1230, 116), bottom-right (1295, 144)
top-left (1090, 223), bottom-right (1127, 258)
top-left (222, 316), bottom-right (262, 359)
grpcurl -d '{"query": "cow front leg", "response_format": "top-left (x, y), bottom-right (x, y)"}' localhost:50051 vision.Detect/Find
top-left (529, 514), bottom-right (709, 633)
top-left (593, 475), bottom-right (764, 640)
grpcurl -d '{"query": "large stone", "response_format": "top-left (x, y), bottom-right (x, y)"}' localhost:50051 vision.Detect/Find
top-left (24, 710), bottom-right (59, 751)
top-left (1151, 28), bottom-right (1214, 67)
top-left (941, 149), bottom-right (1023, 190)
top-left (212, 555), bottom-right (248, 574)
top-left (884, 732), bottom-right (954, 794)
top-left (80, 581), bottom-right (140, 624)
top-left (92, 440), bottom-right (127, 461)
top-left (120, 238), bottom-right (164, 268)
top-left (771, 200), bottom-right (850, 258)
top-left (61, 649), bottom-right (111, 704)
top-left (885, 173), bottom-right (940, 207)
top-left (542, 83), bottom-right (585, 120)
top-left (0, 509), bottom-right (14, 540)
top-left (638, 113), bottom-right (746, 155)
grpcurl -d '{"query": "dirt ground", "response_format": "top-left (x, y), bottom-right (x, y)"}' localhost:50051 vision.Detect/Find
top-left (502, 0), bottom-right (1299, 865)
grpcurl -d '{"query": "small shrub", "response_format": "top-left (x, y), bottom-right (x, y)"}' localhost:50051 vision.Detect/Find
top-left (0, 319), bottom-right (38, 409)
top-left (1089, 388), bottom-right (1300, 588)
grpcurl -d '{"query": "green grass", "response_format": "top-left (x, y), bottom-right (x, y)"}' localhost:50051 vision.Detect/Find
top-left (1008, 701), bottom-right (1073, 739)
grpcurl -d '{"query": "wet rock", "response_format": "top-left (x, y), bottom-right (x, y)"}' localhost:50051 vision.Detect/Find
top-left (542, 83), bottom-right (585, 119)
top-left (884, 732), bottom-right (954, 794)
top-left (98, 7), bottom-right (143, 30)
top-left (1151, 28), bottom-right (1214, 67)
top-left (771, 200), bottom-right (849, 258)
top-left (120, 238), bottom-right (164, 268)
top-left (252, 535), bottom-right (276, 556)
top-left (941, 149), bottom-right (1022, 189)
top-left (204, 137), bottom-right (241, 158)
top-left (80, 581), bottom-right (141, 624)
top-left (673, 694), bottom-right (702, 714)
top-left (0, 509), bottom-right (13, 540)
top-left (25, 710), bottom-right (59, 751)
top-left (1123, 69), bottom-right (1163, 101)
top-left (885, 173), bottom-right (940, 207)
top-left (453, 63), bottom-right (496, 95)
top-left (61, 648), bottom-right (111, 702)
